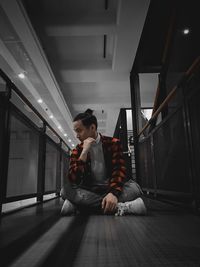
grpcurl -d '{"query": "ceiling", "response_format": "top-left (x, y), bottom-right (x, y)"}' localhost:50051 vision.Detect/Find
top-left (0, 0), bottom-right (150, 148)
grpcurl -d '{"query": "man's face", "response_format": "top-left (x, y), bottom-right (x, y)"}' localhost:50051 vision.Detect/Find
top-left (73, 120), bottom-right (96, 142)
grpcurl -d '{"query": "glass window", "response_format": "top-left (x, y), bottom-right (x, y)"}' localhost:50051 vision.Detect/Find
top-left (2, 198), bottom-right (37, 213)
top-left (61, 151), bottom-right (70, 187)
top-left (44, 140), bottom-right (58, 192)
top-left (10, 90), bottom-right (42, 128)
top-left (126, 109), bottom-right (133, 131)
top-left (6, 113), bottom-right (39, 197)
top-left (46, 126), bottom-right (60, 144)
top-left (141, 109), bottom-right (153, 121)
top-left (139, 73), bottom-right (158, 108)
top-left (61, 142), bottom-right (70, 153)
top-left (0, 76), bottom-right (6, 92)
top-left (43, 193), bottom-right (56, 201)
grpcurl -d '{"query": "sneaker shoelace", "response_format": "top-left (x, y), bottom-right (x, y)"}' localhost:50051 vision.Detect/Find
top-left (115, 203), bottom-right (129, 216)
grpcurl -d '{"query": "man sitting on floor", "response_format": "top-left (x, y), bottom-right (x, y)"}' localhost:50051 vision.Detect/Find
top-left (60, 109), bottom-right (146, 216)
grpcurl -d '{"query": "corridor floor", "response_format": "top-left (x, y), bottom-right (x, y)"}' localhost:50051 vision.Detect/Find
top-left (0, 197), bottom-right (200, 267)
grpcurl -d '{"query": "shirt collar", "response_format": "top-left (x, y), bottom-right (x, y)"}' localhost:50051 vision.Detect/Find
top-left (95, 132), bottom-right (101, 144)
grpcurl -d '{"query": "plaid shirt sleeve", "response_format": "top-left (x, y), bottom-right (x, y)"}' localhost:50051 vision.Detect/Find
top-left (68, 137), bottom-right (126, 196)
top-left (109, 138), bottom-right (126, 198)
top-left (68, 147), bottom-right (86, 184)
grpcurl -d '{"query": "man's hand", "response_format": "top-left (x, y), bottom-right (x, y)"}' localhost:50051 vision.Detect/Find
top-left (102, 193), bottom-right (118, 214)
top-left (79, 137), bottom-right (96, 162)
top-left (83, 137), bottom-right (96, 152)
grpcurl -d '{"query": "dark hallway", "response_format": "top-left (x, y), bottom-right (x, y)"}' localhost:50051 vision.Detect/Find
top-left (1, 0), bottom-right (200, 266)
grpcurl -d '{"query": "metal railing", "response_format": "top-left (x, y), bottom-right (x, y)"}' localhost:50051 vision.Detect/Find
top-left (0, 69), bottom-right (70, 215)
top-left (138, 57), bottom-right (200, 137)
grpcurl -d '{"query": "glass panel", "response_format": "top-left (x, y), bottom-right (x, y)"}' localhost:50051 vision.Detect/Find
top-left (139, 73), bottom-right (158, 108)
top-left (126, 109), bottom-right (133, 131)
top-left (153, 109), bottom-right (191, 193)
top-left (61, 142), bottom-right (70, 153)
top-left (165, 2), bottom-right (200, 112)
top-left (0, 76), bottom-right (6, 92)
top-left (43, 193), bottom-right (56, 201)
top-left (46, 126), bottom-right (60, 144)
top-left (141, 108), bottom-right (153, 121)
top-left (44, 140), bottom-right (58, 192)
top-left (10, 90), bottom-right (43, 128)
top-left (126, 109), bottom-right (136, 179)
top-left (2, 198), bottom-right (37, 213)
top-left (61, 152), bottom-right (70, 187)
top-left (6, 114), bottom-right (39, 197)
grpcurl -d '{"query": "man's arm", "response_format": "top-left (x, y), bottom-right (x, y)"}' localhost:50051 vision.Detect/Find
top-left (68, 137), bottom-right (96, 184)
top-left (101, 138), bottom-right (126, 214)
top-left (79, 137), bottom-right (95, 162)
top-left (109, 138), bottom-right (126, 197)
top-left (68, 148), bottom-right (86, 184)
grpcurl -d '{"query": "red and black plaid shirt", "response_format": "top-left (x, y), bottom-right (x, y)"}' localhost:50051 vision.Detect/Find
top-left (68, 134), bottom-right (126, 197)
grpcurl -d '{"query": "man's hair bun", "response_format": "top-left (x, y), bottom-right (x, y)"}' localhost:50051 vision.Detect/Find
top-left (73, 108), bottom-right (97, 129)
top-left (84, 109), bottom-right (93, 115)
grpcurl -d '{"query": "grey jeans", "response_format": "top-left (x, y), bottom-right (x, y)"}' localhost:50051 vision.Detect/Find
top-left (60, 179), bottom-right (143, 213)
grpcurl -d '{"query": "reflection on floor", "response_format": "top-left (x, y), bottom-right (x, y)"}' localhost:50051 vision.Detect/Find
top-left (0, 197), bottom-right (200, 267)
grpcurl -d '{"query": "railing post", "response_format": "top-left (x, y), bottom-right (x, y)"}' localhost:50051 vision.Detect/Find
top-left (37, 124), bottom-right (46, 202)
top-left (130, 71), bottom-right (141, 183)
top-left (0, 82), bottom-right (11, 215)
top-left (150, 134), bottom-right (157, 198)
top-left (120, 109), bottom-right (132, 180)
top-left (56, 141), bottom-right (62, 197)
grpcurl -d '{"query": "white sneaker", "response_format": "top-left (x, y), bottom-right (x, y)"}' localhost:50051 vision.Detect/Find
top-left (61, 199), bottom-right (76, 216)
top-left (115, 197), bottom-right (147, 216)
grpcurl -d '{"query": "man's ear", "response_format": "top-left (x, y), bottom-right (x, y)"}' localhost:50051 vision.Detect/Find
top-left (91, 124), bottom-right (95, 130)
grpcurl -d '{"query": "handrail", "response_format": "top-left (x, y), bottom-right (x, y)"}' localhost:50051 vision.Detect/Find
top-left (138, 56), bottom-right (200, 137)
top-left (151, 83), bottom-right (160, 117)
top-left (0, 68), bottom-right (70, 150)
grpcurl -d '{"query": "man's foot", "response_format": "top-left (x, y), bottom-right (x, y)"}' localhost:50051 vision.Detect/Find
top-left (115, 197), bottom-right (147, 216)
top-left (61, 199), bottom-right (76, 216)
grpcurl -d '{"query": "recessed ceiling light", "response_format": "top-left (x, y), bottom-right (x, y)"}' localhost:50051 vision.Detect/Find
top-left (72, 144), bottom-right (75, 147)
top-left (64, 133), bottom-right (67, 137)
top-left (68, 139), bottom-right (71, 142)
top-left (37, 98), bottom-right (43, 103)
top-left (49, 115), bottom-right (53, 119)
top-left (58, 125), bottom-right (62, 130)
top-left (18, 73), bottom-right (25, 79)
top-left (183, 28), bottom-right (190, 35)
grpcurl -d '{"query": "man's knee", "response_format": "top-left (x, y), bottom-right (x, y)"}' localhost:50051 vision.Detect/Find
top-left (119, 180), bottom-right (143, 202)
top-left (60, 186), bottom-right (89, 205)
top-left (130, 180), bottom-right (143, 195)
top-left (60, 187), bottom-right (67, 200)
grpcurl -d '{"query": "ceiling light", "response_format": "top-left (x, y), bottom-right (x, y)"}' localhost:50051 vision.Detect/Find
top-left (72, 144), bottom-right (75, 147)
top-left (37, 98), bottom-right (43, 103)
top-left (18, 73), bottom-right (25, 79)
top-left (58, 125), bottom-right (62, 130)
top-left (49, 115), bottom-right (54, 119)
top-left (183, 28), bottom-right (190, 35)
top-left (68, 139), bottom-right (71, 142)
top-left (64, 133), bottom-right (67, 137)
